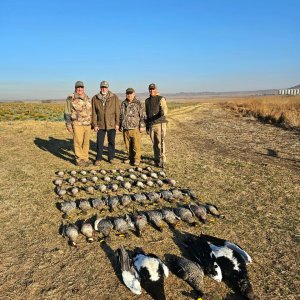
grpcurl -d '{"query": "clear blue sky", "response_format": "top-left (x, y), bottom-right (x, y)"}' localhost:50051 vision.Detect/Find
top-left (0, 0), bottom-right (299, 100)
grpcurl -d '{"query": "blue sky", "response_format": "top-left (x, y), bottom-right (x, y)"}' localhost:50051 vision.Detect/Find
top-left (0, 0), bottom-right (299, 100)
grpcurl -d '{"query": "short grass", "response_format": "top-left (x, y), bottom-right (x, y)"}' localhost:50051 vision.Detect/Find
top-left (0, 99), bottom-right (299, 300)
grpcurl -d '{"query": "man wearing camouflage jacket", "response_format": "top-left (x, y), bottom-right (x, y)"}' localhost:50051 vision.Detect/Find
top-left (64, 81), bottom-right (92, 167)
top-left (119, 88), bottom-right (145, 166)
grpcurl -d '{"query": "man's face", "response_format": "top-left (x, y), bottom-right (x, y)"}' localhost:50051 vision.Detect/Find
top-left (126, 92), bottom-right (135, 102)
top-left (75, 86), bottom-right (84, 96)
top-left (149, 88), bottom-right (157, 97)
top-left (100, 86), bottom-right (108, 95)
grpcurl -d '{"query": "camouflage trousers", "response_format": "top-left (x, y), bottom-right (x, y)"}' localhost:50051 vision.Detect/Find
top-left (123, 129), bottom-right (141, 163)
top-left (73, 125), bottom-right (91, 163)
top-left (149, 123), bottom-right (167, 163)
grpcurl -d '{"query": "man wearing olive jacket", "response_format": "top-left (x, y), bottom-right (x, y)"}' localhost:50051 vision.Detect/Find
top-left (92, 80), bottom-right (120, 165)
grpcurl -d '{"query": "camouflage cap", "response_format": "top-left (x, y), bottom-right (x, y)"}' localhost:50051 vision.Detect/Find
top-left (100, 80), bottom-right (109, 88)
top-left (126, 88), bottom-right (135, 94)
top-left (148, 83), bottom-right (157, 90)
top-left (75, 81), bottom-right (84, 88)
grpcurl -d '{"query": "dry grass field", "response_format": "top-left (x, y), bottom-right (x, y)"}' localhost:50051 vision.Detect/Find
top-left (0, 99), bottom-right (299, 300)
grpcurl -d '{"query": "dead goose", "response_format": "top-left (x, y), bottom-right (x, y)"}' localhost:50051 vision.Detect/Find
top-left (108, 195), bottom-right (119, 212)
top-left (110, 183), bottom-right (119, 192)
top-left (136, 181), bottom-right (145, 189)
top-left (174, 207), bottom-right (197, 226)
top-left (70, 170), bottom-right (77, 176)
top-left (92, 198), bottom-right (106, 211)
top-left (80, 170), bottom-right (87, 176)
top-left (132, 213), bottom-right (148, 237)
top-left (146, 192), bottom-right (162, 205)
top-left (80, 177), bottom-right (87, 183)
top-left (94, 218), bottom-right (113, 240)
top-left (158, 170), bottom-right (166, 178)
top-left (54, 178), bottom-right (63, 186)
top-left (150, 172), bottom-right (158, 179)
top-left (91, 176), bottom-right (98, 183)
top-left (62, 222), bottom-right (79, 247)
top-left (171, 189), bottom-right (184, 200)
top-left (85, 186), bottom-right (95, 195)
top-left (70, 187), bottom-right (79, 196)
top-left (160, 190), bottom-right (174, 202)
top-left (60, 201), bottom-right (77, 216)
top-left (135, 166), bottom-right (143, 172)
top-left (81, 222), bottom-right (94, 242)
top-left (204, 203), bottom-right (225, 219)
top-left (100, 169), bottom-right (107, 175)
top-left (123, 181), bottom-right (132, 191)
top-left (68, 177), bottom-right (76, 185)
top-left (146, 210), bottom-right (164, 232)
top-left (104, 176), bottom-right (111, 182)
top-left (140, 173), bottom-right (148, 180)
top-left (113, 215), bottom-right (135, 237)
top-left (146, 180), bottom-right (154, 187)
top-left (116, 175), bottom-right (124, 182)
top-left (96, 184), bottom-right (107, 193)
top-left (132, 193), bottom-right (147, 205)
top-left (129, 173), bottom-right (137, 180)
top-left (165, 178), bottom-right (176, 187)
top-left (166, 254), bottom-right (205, 299)
top-left (189, 204), bottom-right (207, 223)
top-left (90, 169), bottom-right (97, 175)
top-left (56, 186), bottom-right (67, 198)
top-left (180, 188), bottom-right (198, 200)
top-left (156, 179), bottom-right (164, 187)
top-left (128, 168), bottom-right (135, 173)
top-left (78, 199), bottom-right (91, 212)
top-left (161, 209), bottom-right (180, 228)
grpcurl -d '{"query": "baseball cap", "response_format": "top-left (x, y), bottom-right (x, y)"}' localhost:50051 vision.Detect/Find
top-left (100, 80), bottom-right (109, 88)
top-left (148, 83), bottom-right (157, 90)
top-left (126, 88), bottom-right (135, 94)
top-left (75, 81), bottom-right (84, 88)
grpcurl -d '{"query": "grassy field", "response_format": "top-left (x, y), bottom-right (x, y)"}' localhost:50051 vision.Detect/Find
top-left (0, 99), bottom-right (299, 300)
top-left (221, 95), bottom-right (300, 130)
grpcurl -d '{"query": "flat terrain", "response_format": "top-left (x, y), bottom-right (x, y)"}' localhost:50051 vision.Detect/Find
top-left (0, 101), bottom-right (299, 299)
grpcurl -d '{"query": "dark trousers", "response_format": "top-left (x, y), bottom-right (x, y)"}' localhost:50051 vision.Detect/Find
top-left (96, 129), bottom-right (116, 161)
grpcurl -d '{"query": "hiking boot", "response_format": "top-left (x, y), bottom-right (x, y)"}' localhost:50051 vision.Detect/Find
top-left (94, 160), bottom-right (102, 166)
top-left (123, 159), bottom-right (130, 164)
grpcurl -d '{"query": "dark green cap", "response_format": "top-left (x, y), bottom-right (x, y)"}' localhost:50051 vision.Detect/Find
top-left (100, 80), bottom-right (109, 88)
top-left (126, 88), bottom-right (135, 94)
top-left (75, 81), bottom-right (84, 88)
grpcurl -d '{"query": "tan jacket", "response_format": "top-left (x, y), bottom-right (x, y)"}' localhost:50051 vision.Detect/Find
top-left (91, 91), bottom-right (120, 130)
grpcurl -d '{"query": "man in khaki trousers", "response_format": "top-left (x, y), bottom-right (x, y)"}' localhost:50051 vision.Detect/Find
top-left (119, 88), bottom-right (145, 166)
top-left (145, 83), bottom-right (168, 167)
top-left (64, 81), bottom-right (92, 167)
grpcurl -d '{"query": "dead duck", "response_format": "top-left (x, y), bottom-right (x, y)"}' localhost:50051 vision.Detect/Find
top-left (166, 254), bottom-right (205, 299)
top-left (170, 189), bottom-right (184, 200)
top-left (70, 187), bottom-right (79, 196)
top-left (146, 210), bottom-right (164, 232)
top-left (136, 181), bottom-right (145, 189)
top-left (113, 215), bottom-right (135, 237)
top-left (78, 199), bottom-right (91, 212)
top-left (146, 180), bottom-right (154, 187)
top-left (104, 176), bottom-right (111, 182)
top-left (132, 193), bottom-right (147, 205)
top-left (85, 186), bottom-right (95, 195)
top-left (60, 201), bottom-right (77, 216)
top-left (108, 195), bottom-right (119, 212)
top-left (91, 176), bottom-right (98, 183)
top-left (68, 177), bottom-right (76, 185)
top-left (135, 166), bottom-right (143, 172)
top-left (80, 177), bottom-right (87, 184)
top-left (117, 245), bottom-right (142, 295)
top-left (174, 207), bottom-right (197, 226)
top-left (94, 217), bottom-right (113, 240)
top-left (165, 178), bottom-right (176, 187)
top-left (116, 175), bottom-right (124, 182)
top-left (81, 222), bottom-right (94, 242)
top-left (80, 170), bottom-right (87, 176)
top-left (204, 203), bottom-right (225, 219)
top-left (96, 184), bottom-right (107, 193)
top-left (180, 188), bottom-right (198, 200)
top-left (132, 247), bottom-right (169, 300)
top-left (140, 173), bottom-right (148, 180)
top-left (160, 190), bottom-right (173, 202)
top-left (150, 172), bottom-right (158, 179)
top-left (57, 171), bottom-right (64, 177)
top-left (119, 194), bottom-right (132, 207)
top-left (146, 192), bottom-right (163, 205)
top-left (123, 181), bottom-right (132, 191)
top-left (56, 186), bottom-right (67, 198)
top-left (189, 204), bottom-right (207, 223)
top-left (110, 183), bottom-right (119, 192)
top-left (156, 179), bottom-right (164, 187)
top-left (62, 222), bottom-right (79, 247)
top-left (132, 213), bottom-right (148, 237)
top-left (91, 198), bottom-right (106, 211)
top-left (129, 173), bottom-right (137, 180)
top-left (70, 170), bottom-right (77, 176)
top-left (54, 178), bottom-right (63, 186)
top-left (161, 209), bottom-right (180, 228)
top-left (158, 171), bottom-right (166, 178)
top-left (100, 169), bottom-right (107, 175)
top-left (90, 169), bottom-right (97, 175)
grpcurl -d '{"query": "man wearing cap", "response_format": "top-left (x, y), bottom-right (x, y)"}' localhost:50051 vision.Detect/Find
top-left (145, 83), bottom-right (168, 167)
top-left (92, 81), bottom-right (120, 165)
top-left (64, 81), bottom-right (92, 167)
top-left (119, 88), bottom-right (145, 166)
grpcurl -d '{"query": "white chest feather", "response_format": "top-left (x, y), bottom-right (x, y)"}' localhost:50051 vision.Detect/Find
top-left (210, 245), bottom-right (240, 271)
top-left (134, 255), bottom-right (162, 281)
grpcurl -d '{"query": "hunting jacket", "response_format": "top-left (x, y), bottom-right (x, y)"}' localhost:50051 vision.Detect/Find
top-left (91, 91), bottom-right (120, 130)
top-left (145, 95), bottom-right (168, 126)
top-left (119, 98), bottom-right (146, 130)
top-left (64, 92), bottom-right (92, 128)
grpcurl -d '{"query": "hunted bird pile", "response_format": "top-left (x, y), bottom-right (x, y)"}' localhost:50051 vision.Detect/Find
top-left (54, 166), bottom-right (255, 299)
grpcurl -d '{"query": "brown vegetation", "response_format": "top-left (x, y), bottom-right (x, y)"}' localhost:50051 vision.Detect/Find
top-left (220, 95), bottom-right (300, 130)
top-left (0, 100), bottom-right (299, 299)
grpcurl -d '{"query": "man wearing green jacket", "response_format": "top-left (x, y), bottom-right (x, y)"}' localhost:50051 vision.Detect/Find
top-left (64, 81), bottom-right (92, 167)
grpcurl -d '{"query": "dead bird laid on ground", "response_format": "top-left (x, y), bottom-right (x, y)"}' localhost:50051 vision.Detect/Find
top-left (160, 189), bottom-right (174, 202)
top-left (174, 207), bottom-right (197, 226)
top-left (189, 204), bottom-right (207, 223)
top-left (132, 212), bottom-right (148, 237)
top-left (119, 194), bottom-right (132, 207)
top-left (70, 187), bottom-right (79, 196)
top-left (161, 208), bottom-right (180, 228)
top-left (62, 222), bottom-right (79, 247)
top-left (55, 186), bottom-right (67, 198)
top-left (204, 203), bottom-right (225, 219)
top-left (113, 215), bottom-right (135, 237)
top-left (170, 188), bottom-right (184, 200)
top-left (78, 199), bottom-right (91, 212)
top-left (91, 198), bottom-right (106, 211)
top-left (146, 192), bottom-right (162, 205)
top-left (146, 210), bottom-right (164, 232)
top-left (81, 222), bottom-right (94, 242)
top-left (122, 181), bottom-right (132, 191)
top-left (180, 188), bottom-right (198, 200)
top-left (108, 195), bottom-right (119, 212)
top-left (94, 217), bottom-right (114, 240)
top-left (117, 246), bottom-right (169, 300)
top-left (165, 254), bottom-right (205, 299)
top-left (132, 193), bottom-right (147, 205)
top-left (60, 201), bottom-right (77, 216)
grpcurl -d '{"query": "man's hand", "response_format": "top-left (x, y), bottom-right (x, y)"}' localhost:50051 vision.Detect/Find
top-left (66, 126), bottom-right (73, 134)
top-left (140, 127), bottom-right (145, 133)
top-left (115, 125), bottom-right (119, 131)
top-left (94, 126), bottom-right (99, 132)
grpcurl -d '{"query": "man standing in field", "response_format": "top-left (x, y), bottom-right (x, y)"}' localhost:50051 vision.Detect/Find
top-left (64, 81), bottom-right (92, 167)
top-left (119, 88), bottom-right (145, 166)
top-left (145, 83), bottom-right (168, 167)
top-left (92, 80), bottom-right (120, 165)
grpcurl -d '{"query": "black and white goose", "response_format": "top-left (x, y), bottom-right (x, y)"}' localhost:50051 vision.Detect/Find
top-left (117, 246), bottom-right (169, 300)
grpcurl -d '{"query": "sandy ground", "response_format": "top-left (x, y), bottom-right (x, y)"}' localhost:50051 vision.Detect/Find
top-left (0, 102), bottom-right (299, 300)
